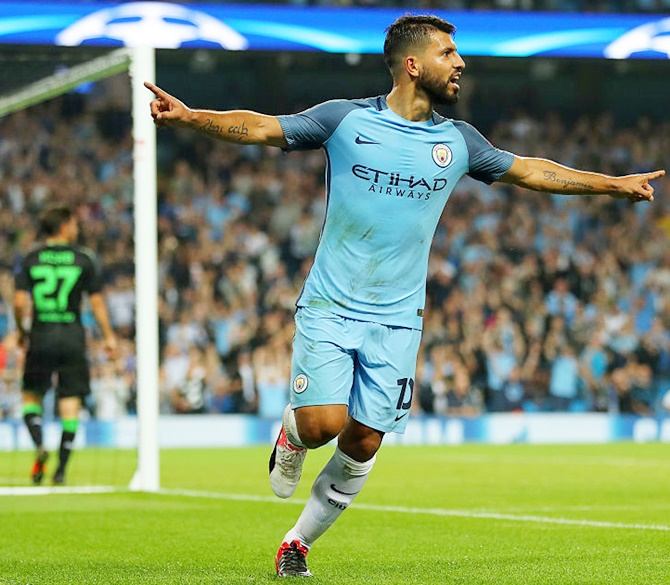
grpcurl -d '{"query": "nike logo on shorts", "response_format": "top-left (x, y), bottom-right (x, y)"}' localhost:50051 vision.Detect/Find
top-left (394, 412), bottom-right (408, 422)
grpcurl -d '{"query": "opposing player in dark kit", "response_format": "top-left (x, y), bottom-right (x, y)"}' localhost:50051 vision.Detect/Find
top-left (15, 204), bottom-right (117, 485)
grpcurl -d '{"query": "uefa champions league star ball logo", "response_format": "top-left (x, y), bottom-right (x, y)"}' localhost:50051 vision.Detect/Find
top-left (604, 17), bottom-right (670, 59)
top-left (55, 2), bottom-right (248, 49)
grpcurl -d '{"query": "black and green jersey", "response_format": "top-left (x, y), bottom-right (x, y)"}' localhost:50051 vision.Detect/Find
top-left (15, 244), bottom-right (103, 328)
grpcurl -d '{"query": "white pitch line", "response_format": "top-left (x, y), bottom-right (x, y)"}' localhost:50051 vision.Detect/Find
top-left (2, 485), bottom-right (668, 533)
top-left (487, 503), bottom-right (670, 513)
top-left (355, 503), bottom-right (670, 532)
top-left (157, 488), bottom-right (670, 532)
top-left (0, 485), bottom-right (120, 496)
top-left (431, 454), bottom-right (670, 469)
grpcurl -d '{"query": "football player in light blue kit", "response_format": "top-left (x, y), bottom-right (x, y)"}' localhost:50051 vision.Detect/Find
top-left (146, 14), bottom-right (664, 578)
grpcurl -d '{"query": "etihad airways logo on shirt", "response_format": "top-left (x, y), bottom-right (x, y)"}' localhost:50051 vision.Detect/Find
top-left (352, 164), bottom-right (447, 201)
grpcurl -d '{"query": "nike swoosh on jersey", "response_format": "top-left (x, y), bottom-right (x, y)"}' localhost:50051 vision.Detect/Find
top-left (330, 483), bottom-right (359, 496)
top-left (355, 135), bottom-right (380, 145)
top-left (394, 412), bottom-right (409, 422)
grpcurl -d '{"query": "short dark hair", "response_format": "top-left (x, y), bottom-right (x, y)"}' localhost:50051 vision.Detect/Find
top-left (383, 14), bottom-right (456, 71)
top-left (39, 204), bottom-right (73, 237)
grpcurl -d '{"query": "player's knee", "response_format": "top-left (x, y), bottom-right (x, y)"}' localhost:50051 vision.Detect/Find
top-left (338, 422), bottom-right (383, 462)
top-left (293, 405), bottom-right (347, 449)
top-left (296, 422), bottom-right (339, 449)
top-left (295, 412), bottom-right (345, 449)
top-left (339, 435), bottom-right (381, 462)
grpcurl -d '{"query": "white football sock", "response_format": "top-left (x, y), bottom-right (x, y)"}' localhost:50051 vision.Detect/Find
top-left (283, 447), bottom-right (376, 547)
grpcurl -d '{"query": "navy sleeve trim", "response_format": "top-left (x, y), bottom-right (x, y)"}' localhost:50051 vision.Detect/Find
top-left (453, 120), bottom-right (514, 185)
top-left (278, 98), bottom-right (375, 151)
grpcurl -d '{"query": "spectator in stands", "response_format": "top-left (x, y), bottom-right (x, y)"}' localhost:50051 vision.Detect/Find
top-left (609, 358), bottom-right (654, 415)
top-left (445, 361), bottom-right (484, 417)
top-left (253, 330), bottom-right (291, 419)
top-left (483, 333), bottom-right (523, 411)
top-left (579, 335), bottom-right (610, 411)
top-left (547, 344), bottom-right (581, 411)
top-left (92, 361), bottom-right (131, 421)
top-left (170, 346), bottom-right (209, 414)
top-left (545, 277), bottom-right (579, 325)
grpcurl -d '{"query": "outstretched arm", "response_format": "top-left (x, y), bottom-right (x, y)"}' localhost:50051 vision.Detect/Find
top-left (499, 156), bottom-right (665, 203)
top-left (144, 81), bottom-right (288, 148)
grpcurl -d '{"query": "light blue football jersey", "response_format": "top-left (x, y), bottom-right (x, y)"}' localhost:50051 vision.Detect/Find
top-left (278, 95), bottom-right (514, 330)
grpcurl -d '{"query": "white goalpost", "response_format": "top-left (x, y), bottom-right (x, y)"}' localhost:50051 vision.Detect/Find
top-left (0, 47), bottom-right (160, 493)
top-left (128, 46), bottom-right (160, 493)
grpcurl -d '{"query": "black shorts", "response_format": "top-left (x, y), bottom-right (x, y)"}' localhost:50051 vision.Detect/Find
top-left (23, 326), bottom-right (90, 399)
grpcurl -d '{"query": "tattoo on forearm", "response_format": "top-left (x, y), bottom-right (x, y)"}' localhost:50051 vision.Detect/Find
top-left (200, 118), bottom-right (223, 134)
top-left (227, 120), bottom-right (249, 141)
top-left (199, 118), bottom-right (250, 142)
top-left (543, 171), bottom-right (594, 191)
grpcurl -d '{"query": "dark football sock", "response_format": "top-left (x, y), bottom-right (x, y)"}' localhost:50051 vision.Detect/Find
top-left (23, 403), bottom-right (44, 448)
top-left (57, 419), bottom-right (79, 473)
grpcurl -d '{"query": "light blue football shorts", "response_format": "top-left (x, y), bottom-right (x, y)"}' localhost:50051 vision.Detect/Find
top-left (290, 306), bottom-right (422, 434)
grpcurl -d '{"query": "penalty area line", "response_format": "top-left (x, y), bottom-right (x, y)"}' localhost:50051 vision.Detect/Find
top-left (158, 488), bottom-right (670, 533)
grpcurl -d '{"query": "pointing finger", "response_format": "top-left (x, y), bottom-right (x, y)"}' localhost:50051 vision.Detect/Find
top-left (646, 169), bottom-right (666, 181)
top-left (144, 81), bottom-right (169, 99)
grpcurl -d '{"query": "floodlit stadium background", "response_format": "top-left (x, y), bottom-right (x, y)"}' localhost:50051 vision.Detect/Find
top-left (0, 0), bottom-right (669, 459)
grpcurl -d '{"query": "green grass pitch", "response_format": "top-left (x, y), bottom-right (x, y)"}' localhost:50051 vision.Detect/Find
top-left (0, 442), bottom-right (669, 584)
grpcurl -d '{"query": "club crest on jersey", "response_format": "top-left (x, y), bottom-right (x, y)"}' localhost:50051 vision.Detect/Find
top-left (432, 143), bottom-right (452, 168)
top-left (293, 374), bottom-right (309, 394)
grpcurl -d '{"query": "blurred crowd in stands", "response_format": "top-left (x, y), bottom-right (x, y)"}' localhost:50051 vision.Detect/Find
top-left (0, 79), bottom-right (669, 422)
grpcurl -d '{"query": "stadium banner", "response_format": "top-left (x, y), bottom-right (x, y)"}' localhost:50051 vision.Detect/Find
top-left (0, 413), bottom-right (669, 450)
top-left (0, 1), bottom-right (669, 59)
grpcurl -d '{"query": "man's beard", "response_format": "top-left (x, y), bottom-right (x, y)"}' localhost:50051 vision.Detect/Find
top-left (419, 70), bottom-right (460, 106)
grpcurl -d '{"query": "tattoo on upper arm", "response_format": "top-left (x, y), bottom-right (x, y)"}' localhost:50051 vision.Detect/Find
top-left (543, 171), bottom-right (593, 191)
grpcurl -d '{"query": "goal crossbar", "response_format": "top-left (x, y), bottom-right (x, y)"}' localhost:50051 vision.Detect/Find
top-left (0, 48), bottom-right (131, 118)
